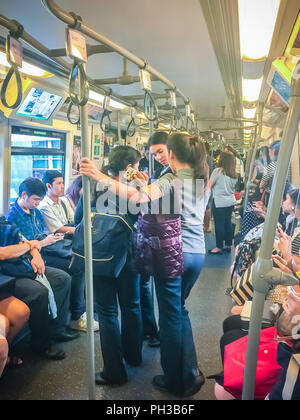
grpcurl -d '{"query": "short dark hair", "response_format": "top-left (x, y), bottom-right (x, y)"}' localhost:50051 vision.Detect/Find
top-left (105, 146), bottom-right (141, 177)
top-left (43, 170), bottom-right (63, 187)
top-left (148, 131), bottom-right (168, 147)
top-left (19, 177), bottom-right (46, 198)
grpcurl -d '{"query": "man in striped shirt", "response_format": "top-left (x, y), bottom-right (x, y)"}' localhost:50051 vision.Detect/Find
top-left (260, 141), bottom-right (292, 194)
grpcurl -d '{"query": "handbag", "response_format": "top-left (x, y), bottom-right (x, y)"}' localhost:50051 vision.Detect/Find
top-left (135, 214), bottom-right (184, 279)
top-left (230, 264), bottom-right (254, 305)
top-left (42, 238), bottom-right (73, 259)
top-left (224, 326), bottom-right (282, 399)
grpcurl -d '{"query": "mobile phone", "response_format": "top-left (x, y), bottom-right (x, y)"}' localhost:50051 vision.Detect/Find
top-left (124, 167), bottom-right (138, 182)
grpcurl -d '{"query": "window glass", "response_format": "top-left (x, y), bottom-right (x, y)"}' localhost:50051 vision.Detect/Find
top-left (10, 155), bottom-right (64, 202)
top-left (10, 127), bottom-right (65, 204)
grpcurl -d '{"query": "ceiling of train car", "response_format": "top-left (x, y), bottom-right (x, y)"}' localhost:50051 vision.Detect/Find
top-left (0, 0), bottom-right (229, 122)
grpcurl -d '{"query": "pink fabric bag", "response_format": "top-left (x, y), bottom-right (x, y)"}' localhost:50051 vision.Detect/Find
top-left (224, 327), bottom-right (282, 399)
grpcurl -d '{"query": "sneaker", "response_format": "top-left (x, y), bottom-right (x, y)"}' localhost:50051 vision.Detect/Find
top-left (69, 313), bottom-right (99, 332)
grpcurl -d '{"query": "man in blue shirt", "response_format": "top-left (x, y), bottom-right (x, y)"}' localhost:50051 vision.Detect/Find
top-left (7, 177), bottom-right (97, 333)
top-left (6, 178), bottom-right (57, 246)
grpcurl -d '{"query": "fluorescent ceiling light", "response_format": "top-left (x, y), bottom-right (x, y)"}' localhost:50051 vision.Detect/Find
top-left (136, 112), bottom-right (147, 120)
top-left (89, 90), bottom-right (104, 104)
top-left (89, 90), bottom-right (127, 110)
top-left (242, 77), bottom-right (263, 102)
top-left (238, 0), bottom-right (280, 60)
top-left (0, 51), bottom-right (51, 78)
top-left (243, 107), bottom-right (256, 119)
top-left (109, 99), bottom-right (128, 110)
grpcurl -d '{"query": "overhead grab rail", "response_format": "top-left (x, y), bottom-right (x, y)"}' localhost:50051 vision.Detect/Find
top-left (41, 0), bottom-right (192, 112)
top-left (0, 20), bottom-right (24, 109)
top-left (0, 14), bottom-right (136, 114)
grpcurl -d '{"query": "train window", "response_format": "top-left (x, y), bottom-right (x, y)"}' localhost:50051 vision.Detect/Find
top-left (10, 126), bottom-right (65, 203)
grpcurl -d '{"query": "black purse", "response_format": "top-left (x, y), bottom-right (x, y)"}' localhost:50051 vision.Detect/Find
top-left (35, 232), bottom-right (73, 260)
top-left (42, 238), bottom-right (73, 259)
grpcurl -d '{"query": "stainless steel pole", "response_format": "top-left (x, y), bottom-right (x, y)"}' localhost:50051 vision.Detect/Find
top-left (80, 99), bottom-right (96, 401)
top-left (243, 104), bottom-right (264, 214)
top-left (242, 76), bottom-right (300, 400)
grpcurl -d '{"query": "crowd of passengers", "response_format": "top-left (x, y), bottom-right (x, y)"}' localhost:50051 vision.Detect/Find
top-left (0, 131), bottom-right (299, 400)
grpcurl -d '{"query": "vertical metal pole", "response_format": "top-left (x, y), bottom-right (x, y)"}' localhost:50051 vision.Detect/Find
top-left (242, 77), bottom-right (300, 400)
top-left (148, 106), bottom-right (155, 305)
top-left (148, 116), bottom-right (155, 176)
top-left (243, 104), bottom-right (263, 214)
top-left (117, 110), bottom-right (123, 145)
top-left (80, 101), bottom-right (96, 401)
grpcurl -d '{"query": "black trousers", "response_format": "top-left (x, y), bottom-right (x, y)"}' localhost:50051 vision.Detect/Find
top-left (212, 200), bottom-right (234, 249)
top-left (13, 266), bottom-right (71, 351)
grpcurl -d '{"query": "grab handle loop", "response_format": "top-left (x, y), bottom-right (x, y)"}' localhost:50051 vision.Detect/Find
top-left (169, 107), bottom-right (181, 134)
top-left (69, 60), bottom-right (90, 107)
top-left (100, 108), bottom-right (112, 132)
top-left (0, 24), bottom-right (24, 110)
top-left (0, 64), bottom-right (23, 109)
top-left (126, 109), bottom-right (136, 137)
top-left (143, 90), bottom-right (159, 122)
top-left (67, 101), bottom-right (80, 125)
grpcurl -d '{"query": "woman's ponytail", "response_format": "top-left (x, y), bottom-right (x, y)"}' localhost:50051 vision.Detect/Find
top-left (167, 133), bottom-right (208, 184)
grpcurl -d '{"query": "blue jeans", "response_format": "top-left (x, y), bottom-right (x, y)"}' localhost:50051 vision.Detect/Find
top-left (154, 252), bottom-right (205, 395)
top-left (140, 275), bottom-right (158, 338)
top-left (93, 258), bottom-right (143, 383)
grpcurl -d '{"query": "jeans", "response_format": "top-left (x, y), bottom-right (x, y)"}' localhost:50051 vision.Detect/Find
top-left (154, 252), bottom-right (205, 395)
top-left (140, 275), bottom-right (158, 338)
top-left (212, 200), bottom-right (234, 249)
top-left (45, 255), bottom-right (86, 320)
top-left (93, 258), bottom-right (143, 383)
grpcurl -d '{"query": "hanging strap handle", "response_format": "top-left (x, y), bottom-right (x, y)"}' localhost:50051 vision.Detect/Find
top-left (0, 23), bottom-right (24, 109)
top-left (0, 65), bottom-right (23, 109)
top-left (143, 90), bottom-right (159, 122)
top-left (67, 100), bottom-right (80, 125)
top-left (100, 108), bottom-right (112, 132)
top-left (126, 108), bottom-right (136, 137)
top-left (69, 60), bottom-right (90, 107)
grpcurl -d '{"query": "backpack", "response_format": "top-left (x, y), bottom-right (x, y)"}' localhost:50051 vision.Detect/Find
top-left (0, 217), bottom-right (35, 278)
top-left (70, 212), bottom-right (134, 278)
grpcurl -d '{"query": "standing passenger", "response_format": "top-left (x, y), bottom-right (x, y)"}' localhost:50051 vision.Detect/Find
top-left (80, 133), bottom-right (209, 397)
top-left (209, 152), bottom-right (238, 255)
top-left (85, 146), bottom-right (143, 386)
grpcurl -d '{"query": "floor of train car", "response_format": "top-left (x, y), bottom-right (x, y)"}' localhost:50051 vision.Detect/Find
top-left (0, 232), bottom-right (233, 401)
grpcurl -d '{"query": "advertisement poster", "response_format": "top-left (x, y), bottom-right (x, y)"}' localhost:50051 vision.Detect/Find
top-left (72, 135), bottom-right (81, 175)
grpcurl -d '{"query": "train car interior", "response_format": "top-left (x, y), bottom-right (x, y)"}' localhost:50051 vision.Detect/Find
top-left (0, 0), bottom-right (299, 401)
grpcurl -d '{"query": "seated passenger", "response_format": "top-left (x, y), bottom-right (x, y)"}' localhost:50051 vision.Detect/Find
top-left (6, 177), bottom-right (96, 333)
top-left (0, 218), bottom-right (79, 359)
top-left (0, 294), bottom-right (30, 375)
top-left (39, 170), bottom-right (75, 235)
